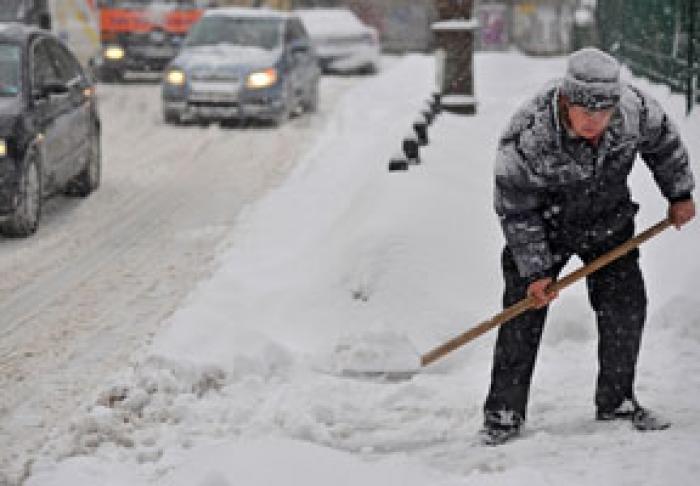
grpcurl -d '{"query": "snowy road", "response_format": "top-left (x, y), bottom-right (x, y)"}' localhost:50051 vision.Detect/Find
top-left (0, 76), bottom-right (359, 476)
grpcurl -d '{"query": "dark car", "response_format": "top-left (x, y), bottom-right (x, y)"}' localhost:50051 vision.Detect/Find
top-left (161, 8), bottom-right (320, 125)
top-left (0, 23), bottom-right (101, 237)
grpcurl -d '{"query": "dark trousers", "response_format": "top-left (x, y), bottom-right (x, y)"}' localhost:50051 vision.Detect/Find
top-left (484, 223), bottom-right (647, 424)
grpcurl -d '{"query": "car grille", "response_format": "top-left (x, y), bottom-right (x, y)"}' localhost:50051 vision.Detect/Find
top-left (188, 92), bottom-right (238, 104)
top-left (188, 79), bottom-right (241, 104)
top-left (190, 71), bottom-right (240, 82)
top-left (318, 35), bottom-right (372, 47)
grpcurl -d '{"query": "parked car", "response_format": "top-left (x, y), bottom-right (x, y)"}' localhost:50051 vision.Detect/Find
top-left (296, 8), bottom-right (380, 74)
top-left (0, 23), bottom-right (101, 237)
top-left (161, 8), bottom-right (320, 125)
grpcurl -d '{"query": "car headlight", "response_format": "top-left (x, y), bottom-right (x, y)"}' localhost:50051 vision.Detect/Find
top-left (104, 45), bottom-right (125, 60)
top-left (246, 68), bottom-right (278, 89)
top-left (0, 139), bottom-right (7, 158)
top-left (165, 69), bottom-right (186, 86)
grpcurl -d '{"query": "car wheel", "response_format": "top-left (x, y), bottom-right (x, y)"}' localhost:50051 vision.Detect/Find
top-left (99, 66), bottom-right (123, 84)
top-left (163, 108), bottom-right (181, 125)
top-left (0, 153), bottom-right (42, 237)
top-left (67, 127), bottom-right (101, 197)
top-left (303, 81), bottom-right (319, 113)
top-left (272, 82), bottom-right (293, 127)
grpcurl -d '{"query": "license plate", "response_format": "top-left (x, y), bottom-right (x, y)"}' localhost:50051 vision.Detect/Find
top-left (143, 46), bottom-right (177, 58)
top-left (190, 81), bottom-right (240, 94)
top-left (195, 106), bottom-right (238, 117)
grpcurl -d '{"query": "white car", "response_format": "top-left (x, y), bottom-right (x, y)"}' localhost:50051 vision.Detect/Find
top-left (296, 8), bottom-right (380, 74)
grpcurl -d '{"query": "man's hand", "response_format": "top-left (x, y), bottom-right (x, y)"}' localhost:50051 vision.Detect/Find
top-left (527, 277), bottom-right (558, 309)
top-left (669, 199), bottom-right (696, 229)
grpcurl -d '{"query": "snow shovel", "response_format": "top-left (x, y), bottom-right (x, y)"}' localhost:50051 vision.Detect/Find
top-left (339, 218), bottom-right (673, 381)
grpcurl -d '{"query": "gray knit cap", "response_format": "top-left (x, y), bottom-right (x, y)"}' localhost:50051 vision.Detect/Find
top-left (561, 47), bottom-right (621, 110)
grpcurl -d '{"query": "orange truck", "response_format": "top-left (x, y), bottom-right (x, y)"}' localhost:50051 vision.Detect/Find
top-left (94, 0), bottom-right (207, 82)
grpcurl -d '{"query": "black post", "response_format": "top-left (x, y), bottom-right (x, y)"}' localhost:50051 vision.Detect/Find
top-left (688, 0), bottom-right (696, 115)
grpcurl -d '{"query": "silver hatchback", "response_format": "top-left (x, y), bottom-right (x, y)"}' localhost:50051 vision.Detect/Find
top-left (161, 8), bottom-right (320, 125)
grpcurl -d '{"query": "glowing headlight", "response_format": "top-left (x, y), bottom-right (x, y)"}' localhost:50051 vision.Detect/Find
top-left (104, 45), bottom-right (125, 60)
top-left (246, 68), bottom-right (278, 89)
top-left (166, 69), bottom-right (186, 86)
top-left (0, 139), bottom-right (7, 158)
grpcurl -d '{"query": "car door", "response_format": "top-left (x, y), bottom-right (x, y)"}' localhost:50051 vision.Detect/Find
top-left (29, 37), bottom-right (71, 191)
top-left (45, 39), bottom-right (91, 183)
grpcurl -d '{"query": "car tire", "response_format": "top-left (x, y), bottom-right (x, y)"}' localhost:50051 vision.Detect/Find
top-left (99, 66), bottom-right (123, 84)
top-left (67, 126), bottom-right (101, 197)
top-left (163, 108), bottom-right (181, 125)
top-left (303, 81), bottom-right (319, 113)
top-left (0, 152), bottom-right (42, 237)
top-left (271, 82), bottom-right (293, 127)
top-left (361, 63), bottom-right (378, 75)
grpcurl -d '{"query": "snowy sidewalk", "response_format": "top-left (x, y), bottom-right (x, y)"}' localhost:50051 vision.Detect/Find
top-left (22, 53), bottom-right (700, 486)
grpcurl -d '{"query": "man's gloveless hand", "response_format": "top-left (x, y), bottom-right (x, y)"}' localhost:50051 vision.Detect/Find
top-left (669, 199), bottom-right (696, 229)
top-left (527, 277), bottom-right (559, 309)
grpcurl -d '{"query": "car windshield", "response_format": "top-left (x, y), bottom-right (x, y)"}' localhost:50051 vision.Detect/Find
top-left (0, 0), bottom-right (25, 21)
top-left (0, 44), bottom-right (21, 96)
top-left (185, 16), bottom-right (282, 50)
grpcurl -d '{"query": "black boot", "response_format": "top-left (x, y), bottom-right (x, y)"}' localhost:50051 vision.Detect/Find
top-left (596, 398), bottom-right (670, 431)
top-left (480, 410), bottom-right (523, 446)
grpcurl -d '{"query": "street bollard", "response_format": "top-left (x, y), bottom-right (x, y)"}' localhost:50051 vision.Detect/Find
top-left (403, 135), bottom-right (421, 163)
top-left (428, 98), bottom-right (441, 116)
top-left (413, 119), bottom-right (429, 146)
top-left (388, 152), bottom-right (409, 171)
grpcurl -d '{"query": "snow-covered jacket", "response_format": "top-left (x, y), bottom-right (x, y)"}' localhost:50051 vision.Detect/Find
top-left (494, 81), bottom-right (695, 279)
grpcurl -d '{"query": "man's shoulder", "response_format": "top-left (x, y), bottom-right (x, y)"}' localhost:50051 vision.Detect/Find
top-left (500, 81), bottom-right (560, 153)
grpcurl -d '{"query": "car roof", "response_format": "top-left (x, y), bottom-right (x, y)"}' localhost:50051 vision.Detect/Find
top-left (294, 8), bottom-right (368, 35)
top-left (295, 8), bottom-right (360, 21)
top-left (0, 22), bottom-right (48, 45)
top-left (203, 8), bottom-right (295, 21)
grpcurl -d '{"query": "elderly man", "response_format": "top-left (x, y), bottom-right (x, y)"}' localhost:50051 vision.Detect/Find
top-left (481, 47), bottom-right (695, 445)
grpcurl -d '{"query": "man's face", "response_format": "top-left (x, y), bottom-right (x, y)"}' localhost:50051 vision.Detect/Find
top-left (566, 104), bottom-right (614, 141)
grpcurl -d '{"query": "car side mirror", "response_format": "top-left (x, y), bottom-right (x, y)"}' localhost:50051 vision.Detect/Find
top-left (32, 80), bottom-right (69, 100)
top-left (291, 43), bottom-right (309, 54)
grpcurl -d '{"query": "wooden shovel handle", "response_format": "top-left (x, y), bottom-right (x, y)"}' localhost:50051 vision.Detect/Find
top-left (420, 218), bottom-right (672, 367)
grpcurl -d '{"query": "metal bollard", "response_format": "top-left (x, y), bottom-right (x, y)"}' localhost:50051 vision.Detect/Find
top-left (388, 152), bottom-right (409, 171)
top-left (403, 135), bottom-right (420, 163)
top-left (429, 96), bottom-right (442, 115)
top-left (413, 119), bottom-right (428, 146)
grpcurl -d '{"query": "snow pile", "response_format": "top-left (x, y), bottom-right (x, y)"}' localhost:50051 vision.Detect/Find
top-left (22, 53), bottom-right (700, 486)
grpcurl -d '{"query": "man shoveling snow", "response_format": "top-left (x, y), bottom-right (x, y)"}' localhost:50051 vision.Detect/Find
top-left (482, 47), bottom-right (696, 445)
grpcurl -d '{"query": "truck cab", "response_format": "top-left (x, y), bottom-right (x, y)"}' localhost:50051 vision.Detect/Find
top-left (94, 0), bottom-right (209, 82)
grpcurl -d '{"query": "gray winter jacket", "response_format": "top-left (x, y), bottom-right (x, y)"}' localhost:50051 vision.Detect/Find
top-left (494, 81), bottom-right (695, 279)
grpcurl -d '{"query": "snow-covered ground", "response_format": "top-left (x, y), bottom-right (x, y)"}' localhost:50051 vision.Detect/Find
top-left (13, 52), bottom-right (700, 485)
top-left (0, 71), bottom-right (361, 481)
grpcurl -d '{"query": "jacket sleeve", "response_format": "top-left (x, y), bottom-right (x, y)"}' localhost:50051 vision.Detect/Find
top-left (636, 90), bottom-right (695, 202)
top-left (494, 136), bottom-right (554, 280)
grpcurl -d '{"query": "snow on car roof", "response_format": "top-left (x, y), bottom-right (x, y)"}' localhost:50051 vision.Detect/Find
top-left (204, 7), bottom-right (294, 21)
top-left (0, 22), bottom-right (38, 42)
top-left (295, 8), bottom-right (370, 37)
top-left (295, 8), bottom-right (362, 25)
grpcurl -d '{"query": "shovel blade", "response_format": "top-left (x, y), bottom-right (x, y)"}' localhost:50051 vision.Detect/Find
top-left (338, 368), bottom-right (421, 382)
top-left (322, 330), bottom-right (422, 382)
